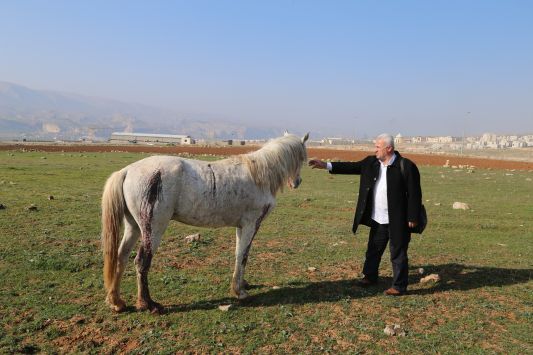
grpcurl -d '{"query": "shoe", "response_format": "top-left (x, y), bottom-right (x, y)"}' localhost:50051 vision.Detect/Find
top-left (383, 287), bottom-right (405, 296)
top-left (356, 277), bottom-right (376, 287)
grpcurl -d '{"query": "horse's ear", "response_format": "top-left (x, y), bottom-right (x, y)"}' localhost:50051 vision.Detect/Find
top-left (284, 130), bottom-right (290, 136)
top-left (302, 132), bottom-right (309, 144)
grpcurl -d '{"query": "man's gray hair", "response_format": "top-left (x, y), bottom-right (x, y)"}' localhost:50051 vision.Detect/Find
top-left (376, 133), bottom-right (395, 148)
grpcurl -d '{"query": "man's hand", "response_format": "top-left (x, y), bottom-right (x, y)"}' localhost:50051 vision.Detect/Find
top-left (408, 221), bottom-right (418, 228)
top-left (308, 159), bottom-right (327, 169)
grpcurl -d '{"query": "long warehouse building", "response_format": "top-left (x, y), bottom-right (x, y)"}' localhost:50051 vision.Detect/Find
top-left (109, 132), bottom-right (195, 145)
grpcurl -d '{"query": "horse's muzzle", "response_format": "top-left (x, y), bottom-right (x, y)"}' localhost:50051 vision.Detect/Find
top-left (290, 176), bottom-right (302, 189)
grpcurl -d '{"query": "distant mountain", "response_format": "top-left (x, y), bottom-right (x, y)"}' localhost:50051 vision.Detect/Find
top-left (0, 81), bottom-right (284, 141)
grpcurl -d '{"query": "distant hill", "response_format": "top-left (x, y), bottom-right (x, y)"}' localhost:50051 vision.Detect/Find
top-left (0, 81), bottom-right (284, 141)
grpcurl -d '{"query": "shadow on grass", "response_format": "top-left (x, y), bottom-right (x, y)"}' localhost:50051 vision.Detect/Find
top-left (165, 278), bottom-right (365, 313)
top-left (407, 263), bottom-right (532, 295)
top-left (164, 263), bottom-right (532, 313)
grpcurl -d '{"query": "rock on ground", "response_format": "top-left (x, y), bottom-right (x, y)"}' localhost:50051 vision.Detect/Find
top-left (420, 274), bottom-right (441, 283)
top-left (452, 202), bottom-right (470, 210)
top-left (218, 304), bottom-right (232, 312)
top-left (184, 233), bottom-right (201, 243)
top-left (384, 324), bottom-right (406, 336)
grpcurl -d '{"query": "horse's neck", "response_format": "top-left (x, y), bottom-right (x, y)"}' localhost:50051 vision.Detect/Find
top-left (248, 150), bottom-right (274, 167)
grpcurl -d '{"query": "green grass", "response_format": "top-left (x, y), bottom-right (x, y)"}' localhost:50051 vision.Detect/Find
top-left (0, 150), bottom-right (532, 353)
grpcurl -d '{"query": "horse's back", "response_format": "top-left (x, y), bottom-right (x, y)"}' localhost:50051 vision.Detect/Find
top-left (121, 155), bottom-right (271, 228)
top-left (127, 155), bottom-right (184, 170)
top-left (125, 155), bottom-right (209, 183)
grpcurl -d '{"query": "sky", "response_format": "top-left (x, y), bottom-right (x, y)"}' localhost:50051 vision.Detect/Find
top-left (1, 0), bottom-right (532, 138)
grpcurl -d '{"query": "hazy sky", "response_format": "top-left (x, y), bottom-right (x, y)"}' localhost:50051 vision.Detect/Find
top-left (1, 1), bottom-right (532, 137)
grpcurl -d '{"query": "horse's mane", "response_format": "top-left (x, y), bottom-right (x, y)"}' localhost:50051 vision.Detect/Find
top-left (237, 134), bottom-right (307, 195)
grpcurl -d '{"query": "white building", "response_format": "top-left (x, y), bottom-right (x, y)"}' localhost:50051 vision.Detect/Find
top-left (426, 136), bottom-right (454, 143)
top-left (511, 141), bottom-right (527, 148)
top-left (322, 137), bottom-right (355, 145)
top-left (394, 133), bottom-right (404, 144)
top-left (109, 132), bottom-right (195, 145)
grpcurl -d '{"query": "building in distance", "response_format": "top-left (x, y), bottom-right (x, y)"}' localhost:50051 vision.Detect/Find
top-left (109, 132), bottom-right (195, 145)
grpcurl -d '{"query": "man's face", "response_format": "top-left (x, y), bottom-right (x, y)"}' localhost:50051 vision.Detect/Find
top-left (375, 139), bottom-right (392, 162)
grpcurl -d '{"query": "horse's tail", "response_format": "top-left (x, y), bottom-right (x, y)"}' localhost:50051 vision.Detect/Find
top-left (101, 168), bottom-right (127, 292)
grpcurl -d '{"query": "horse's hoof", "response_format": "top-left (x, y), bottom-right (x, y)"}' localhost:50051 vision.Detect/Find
top-left (237, 290), bottom-right (249, 300)
top-left (149, 302), bottom-right (165, 315)
top-left (112, 302), bottom-right (127, 313)
top-left (135, 299), bottom-right (150, 311)
top-left (136, 300), bottom-right (164, 314)
top-left (106, 296), bottom-right (126, 313)
top-left (230, 283), bottom-right (240, 298)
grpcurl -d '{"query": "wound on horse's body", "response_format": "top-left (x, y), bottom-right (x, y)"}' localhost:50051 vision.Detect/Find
top-left (207, 164), bottom-right (216, 195)
top-left (139, 170), bottom-right (163, 253)
top-left (242, 204), bottom-right (271, 266)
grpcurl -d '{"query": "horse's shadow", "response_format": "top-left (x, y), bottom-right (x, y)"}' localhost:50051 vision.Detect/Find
top-left (164, 263), bottom-right (532, 314)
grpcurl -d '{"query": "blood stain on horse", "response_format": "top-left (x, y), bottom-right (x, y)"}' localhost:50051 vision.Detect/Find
top-left (242, 204), bottom-right (271, 265)
top-left (207, 164), bottom-right (216, 195)
top-left (139, 170), bottom-right (162, 252)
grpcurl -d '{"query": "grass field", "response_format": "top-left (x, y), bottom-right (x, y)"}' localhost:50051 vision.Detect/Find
top-left (0, 149), bottom-right (532, 353)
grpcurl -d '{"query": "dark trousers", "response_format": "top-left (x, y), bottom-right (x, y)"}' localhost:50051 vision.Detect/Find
top-left (362, 221), bottom-right (411, 292)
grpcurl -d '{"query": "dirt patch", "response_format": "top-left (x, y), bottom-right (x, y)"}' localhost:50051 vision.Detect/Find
top-left (1, 143), bottom-right (531, 170)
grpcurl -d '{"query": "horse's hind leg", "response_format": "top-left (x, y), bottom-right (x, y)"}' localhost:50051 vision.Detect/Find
top-left (106, 215), bottom-right (140, 312)
top-left (134, 218), bottom-right (169, 314)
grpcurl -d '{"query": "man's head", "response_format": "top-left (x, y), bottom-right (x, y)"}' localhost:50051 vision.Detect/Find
top-left (374, 133), bottom-right (395, 162)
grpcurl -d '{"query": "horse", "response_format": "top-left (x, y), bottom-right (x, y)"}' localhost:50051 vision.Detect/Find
top-left (101, 132), bottom-right (309, 313)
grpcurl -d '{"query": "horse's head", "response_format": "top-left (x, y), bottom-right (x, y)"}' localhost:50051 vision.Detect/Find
top-left (287, 132), bottom-right (309, 189)
top-left (244, 132), bottom-right (310, 195)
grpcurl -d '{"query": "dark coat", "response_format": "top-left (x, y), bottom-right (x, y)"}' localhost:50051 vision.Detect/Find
top-left (330, 151), bottom-right (422, 245)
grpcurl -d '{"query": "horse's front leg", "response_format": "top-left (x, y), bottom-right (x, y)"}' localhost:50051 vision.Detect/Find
top-left (231, 225), bottom-right (256, 299)
top-left (231, 205), bottom-right (272, 299)
top-left (230, 226), bottom-right (249, 299)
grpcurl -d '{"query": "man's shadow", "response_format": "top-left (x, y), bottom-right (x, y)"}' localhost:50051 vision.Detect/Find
top-left (164, 263), bottom-right (532, 313)
top-left (406, 263), bottom-right (532, 295)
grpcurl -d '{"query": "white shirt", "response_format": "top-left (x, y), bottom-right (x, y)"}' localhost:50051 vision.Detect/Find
top-left (327, 154), bottom-right (397, 225)
top-left (371, 154), bottom-right (396, 224)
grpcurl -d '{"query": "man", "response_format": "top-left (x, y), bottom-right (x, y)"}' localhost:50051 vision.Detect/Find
top-left (309, 133), bottom-right (422, 295)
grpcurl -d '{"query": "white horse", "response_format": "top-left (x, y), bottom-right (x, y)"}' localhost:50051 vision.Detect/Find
top-left (101, 132), bottom-right (309, 313)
